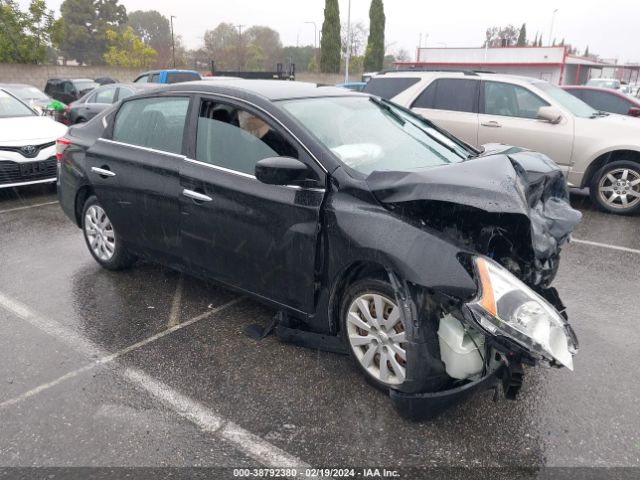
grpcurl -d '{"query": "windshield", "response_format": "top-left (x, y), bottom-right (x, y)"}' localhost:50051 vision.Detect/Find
top-left (587, 79), bottom-right (620, 89)
top-left (6, 85), bottom-right (49, 102)
top-left (535, 82), bottom-right (599, 118)
top-left (280, 96), bottom-right (468, 175)
top-left (73, 80), bottom-right (99, 92)
top-left (0, 89), bottom-right (36, 118)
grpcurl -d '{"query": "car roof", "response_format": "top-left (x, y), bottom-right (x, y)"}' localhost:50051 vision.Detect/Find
top-left (139, 69), bottom-right (200, 75)
top-left (374, 70), bottom-right (548, 85)
top-left (162, 79), bottom-right (361, 101)
top-left (0, 83), bottom-right (42, 89)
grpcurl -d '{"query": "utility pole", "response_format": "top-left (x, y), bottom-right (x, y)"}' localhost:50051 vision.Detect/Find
top-left (236, 24), bottom-right (246, 70)
top-left (548, 9), bottom-right (558, 47)
top-left (344, 0), bottom-right (351, 83)
top-left (170, 15), bottom-right (176, 68)
top-left (305, 21), bottom-right (318, 65)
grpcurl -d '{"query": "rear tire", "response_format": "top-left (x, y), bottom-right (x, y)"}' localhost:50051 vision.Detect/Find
top-left (81, 195), bottom-right (135, 270)
top-left (589, 160), bottom-right (640, 215)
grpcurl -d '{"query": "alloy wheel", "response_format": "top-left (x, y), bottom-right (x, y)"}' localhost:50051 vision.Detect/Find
top-left (346, 293), bottom-right (407, 386)
top-left (598, 168), bottom-right (640, 210)
top-left (85, 205), bottom-right (116, 261)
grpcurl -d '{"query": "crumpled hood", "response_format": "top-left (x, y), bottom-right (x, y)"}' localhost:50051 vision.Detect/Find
top-left (366, 146), bottom-right (582, 262)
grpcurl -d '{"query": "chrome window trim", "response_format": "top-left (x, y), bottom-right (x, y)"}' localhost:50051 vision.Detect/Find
top-left (185, 157), bottom-right (326, 192)
top-left (98, 138), bottom-right (186, 159)
top-left (185, 157), bottom-right (256, 179)
top-left (0, 177), bottom-right (56, 189)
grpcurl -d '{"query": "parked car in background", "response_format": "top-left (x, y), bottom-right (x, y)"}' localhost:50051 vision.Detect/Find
top-left (56, 80), bottom-right (579, 418)
top-left (562, 86), bottom-right (640, 117)
top-left (586, 78), bottom-right (621, 90)
top-left (336, 82), bottom-right (368, 92)
top-left (0, 88), bottom-right (66, 189)
top-left (367, 71), bottom-right (640, 214)
top-left (0, 83), bottom-right (57, 114)
top-left (95, 77), bottom-right (118, 85)
top-left (62, 83), bottom-right (159, 125)
top-left (45, 78), bottom-right (99, 104)
top-left (133, 69), bottom-right (202, 84)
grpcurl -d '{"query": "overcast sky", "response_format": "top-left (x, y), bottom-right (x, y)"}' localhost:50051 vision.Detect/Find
top-left (24, 0), bottom-right (640, 63)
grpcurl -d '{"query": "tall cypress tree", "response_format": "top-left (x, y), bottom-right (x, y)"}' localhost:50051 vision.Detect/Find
top-left (516, 23), bottom-right (526, 46)
top-left (320, 0), bottom-right (341, 73)
top-left (364, 0), bottom-right (385, 71)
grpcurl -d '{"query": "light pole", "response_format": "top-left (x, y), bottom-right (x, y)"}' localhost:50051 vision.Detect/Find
top-left (548, 8), bottom-right (558, 47)
top-left (305, 21), bottom-right (318, 67)
top-left (170, 15), bottom-right (176, 68)
top-left (345, 0), bottom-right (352, 83)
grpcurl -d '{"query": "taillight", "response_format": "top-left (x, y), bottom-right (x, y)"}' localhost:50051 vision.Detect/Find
top-left (56, 138), bottom-right (71, 162)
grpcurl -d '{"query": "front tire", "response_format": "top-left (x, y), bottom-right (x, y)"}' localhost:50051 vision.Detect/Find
top-left (81, 196), bottom-right (135, 270)
top-left (340, 278), bottom-right (448, 393)
top-left (590, 160), bottom-right (640, 215)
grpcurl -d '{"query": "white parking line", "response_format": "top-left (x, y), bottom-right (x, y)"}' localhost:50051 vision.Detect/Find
top-left (0, 201), bottom-right (59, 214)
top-left (0, 294), bottom-right (244, 410)
top-left (572, 238), bottom-right (640, 255)
top-left (126, 368), bottom-right (312, 471)
top-left (0, 292), bottom-right (313, 474)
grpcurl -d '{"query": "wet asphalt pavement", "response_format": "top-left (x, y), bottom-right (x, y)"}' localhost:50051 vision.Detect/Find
top-left (0, 185), bottom-right (639, 477)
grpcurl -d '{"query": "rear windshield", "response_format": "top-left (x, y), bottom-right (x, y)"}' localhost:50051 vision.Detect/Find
top-left (6, 86), bottom-right (49, 102)
top-left (166, 72), bottom-right (201, 84)
top-left (364, 77), bottom-right (420, 100)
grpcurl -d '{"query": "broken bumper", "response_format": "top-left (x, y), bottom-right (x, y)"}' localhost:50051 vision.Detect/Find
top-left (390, 365), bottom-right (507, 421)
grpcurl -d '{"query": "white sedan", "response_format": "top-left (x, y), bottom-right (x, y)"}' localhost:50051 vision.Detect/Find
top-left (0, 88), bottom-right (67, 189)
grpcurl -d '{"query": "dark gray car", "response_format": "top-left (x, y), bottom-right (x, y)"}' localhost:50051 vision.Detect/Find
top-left (63, 83), bottom-right (160, 125)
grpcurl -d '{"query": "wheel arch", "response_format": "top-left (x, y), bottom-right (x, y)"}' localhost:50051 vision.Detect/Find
top-left (328, 260), bottom-right (391, 334)
top-left (74, 185), bottom-right (95, 227)
top-left (582, 149), bottom-right (640, 188)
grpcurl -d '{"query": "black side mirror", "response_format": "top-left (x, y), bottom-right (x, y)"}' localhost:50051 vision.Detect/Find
top-left (255, 157), bottom-right (311, 186)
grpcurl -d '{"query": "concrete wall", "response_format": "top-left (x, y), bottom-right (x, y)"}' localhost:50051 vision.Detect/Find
top-left (0, 64), bottom-right (351, 89)
top-left (0, 64), bottom-right (142, 89)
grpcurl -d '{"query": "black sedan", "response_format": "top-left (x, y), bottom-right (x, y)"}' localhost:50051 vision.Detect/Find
top-left (62, 83), bottom-right (159, 125)
top-left (57, 80), bottom-right (580, 418)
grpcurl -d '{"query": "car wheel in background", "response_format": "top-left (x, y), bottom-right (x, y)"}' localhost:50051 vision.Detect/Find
top-left (340, 278), bottom-right (447, 393)
top-left (81, 196), bottom-right (136, 270)
top-left (590, 160), bottom-right (640, 215)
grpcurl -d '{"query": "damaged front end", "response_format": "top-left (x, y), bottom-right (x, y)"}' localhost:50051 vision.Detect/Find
top-left (367, 147), bottom-right (581, 419)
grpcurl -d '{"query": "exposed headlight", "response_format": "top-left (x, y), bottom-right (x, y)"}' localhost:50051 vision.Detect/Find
top-left (468, 257), bottom-right (577, 370)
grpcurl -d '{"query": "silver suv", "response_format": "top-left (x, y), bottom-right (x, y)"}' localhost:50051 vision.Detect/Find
top-left (366, 71), bottom-right (640, 215)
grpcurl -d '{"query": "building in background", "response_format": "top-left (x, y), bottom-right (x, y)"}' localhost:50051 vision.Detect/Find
top-left (394, 47), bottom-right (640, 86)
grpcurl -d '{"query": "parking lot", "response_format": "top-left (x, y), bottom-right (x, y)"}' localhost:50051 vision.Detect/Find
top-left (0, 185), bottom-right (639, 476)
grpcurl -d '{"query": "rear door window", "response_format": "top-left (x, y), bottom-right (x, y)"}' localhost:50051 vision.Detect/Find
top-left (195, 99), bottom-right (298, 175)
top-left (113, 96), bottom-right (190, 155)
top-left (151, 74), bottom-right (161, 83)
top-left (413, 79), bottom-right (479, 112)
top-left (364, 77), bottom-right (420, 100)
top-left (92, 88), bottom-right (116, 104)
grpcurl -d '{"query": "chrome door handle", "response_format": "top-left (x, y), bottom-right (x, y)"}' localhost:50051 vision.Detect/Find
top-left (182, 189), bottom-right (212, 202)
top-left (481, 121), bottom-right (501, 128)
top-left (91, 166), bottom-right (116, 177)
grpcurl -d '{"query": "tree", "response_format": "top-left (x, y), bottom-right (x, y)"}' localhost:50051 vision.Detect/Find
top-left (363, 0), bottom-right (385, 71)
top-left (320, 0), bottom-right (341, 73)
top-left (104, 26), bottom-right (156, 67)
top-left (56, 0), bottom-right (127, 65)
top-left (0, 0), bottom-right (55, 63)
top-left (584, 45), bottom-right (590, 57)
top-left (516, 23), bottom-right (526, 46)
top-left (341, 21), bottom-right (368, 58)
top-left (484, 25), bottom-right (519, 48)
top-left (282, 45), bottom-right (315, 72)
top-left (532, 32), bottom-right (538, 47)
top-left (204, 22), bottom-right (244, 70)
top-left (127, 10), bottom-right (173, 67)
top-left (244, 26), bottom-right (283, 70)
top-left (538, 37), bottom-right (542, 47)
